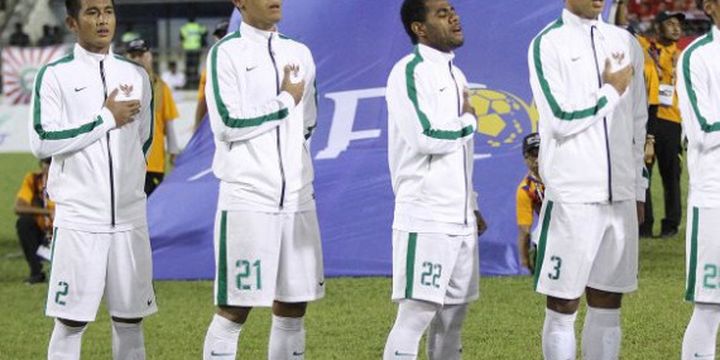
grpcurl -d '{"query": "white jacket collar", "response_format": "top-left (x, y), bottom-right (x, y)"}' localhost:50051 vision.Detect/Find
top-left (73, 43), bottom-right (112, 65)
top-left (713, 25), bottom-right (720, 44)
top-left (416, 43), bottom-right (455, 64)
top-left (562, 8), bottom-right (604, 32)
top-left (240, 21), bottom-right (279, 42)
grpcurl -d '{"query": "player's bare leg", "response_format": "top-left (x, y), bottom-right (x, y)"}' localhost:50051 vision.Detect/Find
top-left (203, 306), bottom-right (251, 360)
top-left (269, 301), bottom-right (307, 359)
top-left (582, 287), bottom-right (623, 360)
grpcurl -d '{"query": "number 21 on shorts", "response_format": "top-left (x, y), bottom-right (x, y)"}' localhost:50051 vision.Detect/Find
top-left (236, 259), bottom-right (261, 290)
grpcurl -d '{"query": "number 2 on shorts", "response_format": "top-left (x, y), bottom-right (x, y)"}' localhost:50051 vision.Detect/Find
top-left (704, 264), bottom-right (718, 289)
top-left (548, 256), bottom-right (562, 280)
top-left (236, 259), bottom-right (262, 290)
top-left (55, 281), bottom-right (69, 305)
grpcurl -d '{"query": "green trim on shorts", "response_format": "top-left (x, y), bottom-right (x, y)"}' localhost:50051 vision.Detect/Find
top-left (45, 227), bottom-right (58, 314)
top-left (216, 211), bottom-right (228, 305)
top-left (534, 201), bottom-right (553, 290)
top-left (685, 207), bottom-right (699, 301)
top-left (405, 232), bottom-right (418, 299)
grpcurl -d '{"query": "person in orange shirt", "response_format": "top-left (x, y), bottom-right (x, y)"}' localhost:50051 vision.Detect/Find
top-left (516, 133), bottom-right (544, 275)
top-left (194, 20), bottom-right (228, 131)
top-left (126, 38), bottom-right (181, 195)
top-left (14, 158), bottom-right (54, 284)
top-left (641, 11), bottom-right (685, 238)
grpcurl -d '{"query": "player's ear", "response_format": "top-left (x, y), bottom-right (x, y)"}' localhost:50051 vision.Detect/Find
top-left (411, 22), bottom-right (425, 41)
top-left (65, 15), bottom-right (78, 34)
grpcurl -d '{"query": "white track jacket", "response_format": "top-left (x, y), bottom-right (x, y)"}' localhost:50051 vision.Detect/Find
top-left (387, 44), bottom-right (478, 235)
top-left (677, 26), bottom-right (720, 207)
top-left (206, 22), bottom-right (317, 213)
top-left (528, 9), bottom-right (648, 204)
top-left (29, 44), bottom-right (153, 232)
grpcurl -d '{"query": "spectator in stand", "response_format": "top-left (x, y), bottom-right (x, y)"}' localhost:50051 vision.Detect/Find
top-left (14, 158), bottom-right (54, 284)
top-left (37, 25), bottom-right (56, 47)
top-left (516, 133), bottom-right (544, 274)
top-left (194, 20), bottom-right (228, 130)
top-left (9, 23), bottom-right (30, 47)
top-left (121, 22), bottom-right (140, 44)
top-left (180, 17), bottom-right (207, 88)
top-left (126, 39), bottom-right (181, 195)
top-left (161, 61), bottom-right (186, 91)
top-left (51, 25), bottom-right (63, 44)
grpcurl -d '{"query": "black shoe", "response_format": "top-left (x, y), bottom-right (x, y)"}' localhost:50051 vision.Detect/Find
top-left (639, 229), bottom-right (654, 238)
top-left (24, 272), bottom-right (46, 284)
top-left (660, 228), bottom-right (679, 238)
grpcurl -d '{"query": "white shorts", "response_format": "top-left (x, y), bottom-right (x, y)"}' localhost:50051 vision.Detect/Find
top-left (45, 227), bottom-right (157, 322)
top-left (685, 206), bottom-right (720, 304)
top-left (534, 200), bottom-right (638, 300)
top-left (213, 210), bottom-right (325, 307)
top-left (391, 230), bottom-right (479, 305)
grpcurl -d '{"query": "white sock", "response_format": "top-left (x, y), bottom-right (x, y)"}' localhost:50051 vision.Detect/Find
top-left (111, 321), bottom-right (145, 360)
top-left (268, 315), bottom-right (305, 360)
top-left (48, 319), bottom-right (86, 360)
top-left (383, 300), bottom-right (439, 360)
top-left (542, 308), bottom-right (577, 360)
top-left (203, 314), bottom-right (243, 360)
top-left (426, 304), bottom-right (468, 360)
top-left (581, 307), bottom-right (621, 360)
top-left (682, 303), bottom-right (720, 360)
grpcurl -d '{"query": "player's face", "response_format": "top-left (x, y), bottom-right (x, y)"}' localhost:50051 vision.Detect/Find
top-left (128, 51), bottom-right (153, 74)
top-left (524, 149), bottom-right (539, 175)
top-left (566, 0), bottom-right (605, 20)
top-left (418, 0), bottom-right (464, 52)
top-left (234, 0), bottom-right (282, 31)
top-left (657, 17), bottom-right (682, 42)
top-left (66, 0), bottom-right (116, 53)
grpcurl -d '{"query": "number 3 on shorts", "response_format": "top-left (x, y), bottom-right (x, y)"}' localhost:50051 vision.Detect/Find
top-left (548, 256), bottom-right (562, 280)
top-left (236, 259), bottom-right (262, 290)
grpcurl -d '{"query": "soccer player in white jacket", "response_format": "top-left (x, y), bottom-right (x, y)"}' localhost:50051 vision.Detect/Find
top-left (528, 0), bottom-right (648, 358)
top-left (383, 1), bottom-right (487, 359)
top-left (28, 0), bottom-right (155, 359)
top-left (202, 0), bottom-right (322, 359)
top-left (677, 1), bottom-right (720, 358)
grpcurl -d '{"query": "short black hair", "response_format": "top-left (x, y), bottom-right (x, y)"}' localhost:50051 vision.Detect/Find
top-left (66, 0), bottom-right (115, 18)
top-left (401, 0), bottom-right (429, 45)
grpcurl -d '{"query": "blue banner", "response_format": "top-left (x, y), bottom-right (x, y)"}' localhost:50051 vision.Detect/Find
top-left (149, 1), bottom-right (613, 279)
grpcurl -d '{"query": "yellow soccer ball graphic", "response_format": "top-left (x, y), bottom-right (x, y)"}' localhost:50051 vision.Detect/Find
top-left (467, 88), bottom-right (538, 148)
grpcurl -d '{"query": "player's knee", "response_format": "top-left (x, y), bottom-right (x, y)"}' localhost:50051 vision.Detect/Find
top-left (111, 317), bottom-right (143, 324)
top-left (58, 318), bottom-right (87, 328)
top-left (218, 306), bottom-right (252, 324)
top-left (272, 301), bottom-right (307, 318)
top-left (586, 287), bottom-right (622, 309)
top-left (546, 296), bottom-right (580, 314)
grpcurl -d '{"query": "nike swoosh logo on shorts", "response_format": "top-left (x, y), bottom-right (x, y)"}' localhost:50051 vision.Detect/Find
top-left (210, 351), bottom-right (234, 357)
top-left (292, 351), bottom-right (304, 356)
top-left (394, 350), bottom-right (416, 357)
top-left (694, 353), bottom-right (714, 359)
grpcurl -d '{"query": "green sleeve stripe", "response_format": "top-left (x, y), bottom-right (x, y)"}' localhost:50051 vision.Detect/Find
top-left (33, 54), bottom-right (106, 140)
top-left (404, 47), bottom-right (474, 140)
top-left (210, 31), bottom-right (289, 129)
top-left (681, 32), bottom-right (719, 133)
top-left (142, 77), bottom-right (155, 155)
top-left (532, 18), bottom-right (608, 121)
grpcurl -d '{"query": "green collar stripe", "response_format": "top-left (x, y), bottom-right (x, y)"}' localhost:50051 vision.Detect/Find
top-left (216, 211), bottom-right (228, 305)
top-left (682, 32), bottom-right (719, 133)
top-left (210, 31), bottom-right (289, 129)
top-left (405, 232), bottom-right (418, 299)
top-left (404, 47), bottom-right (474, 140)
top-left (532, 18), bottom-right (608, 121)
top-left (685, 207), bottom-right (699, 301)
top-left (33, 54), bottom-right (106, 140)
top-left (534, 200), bottom-right (554, 289)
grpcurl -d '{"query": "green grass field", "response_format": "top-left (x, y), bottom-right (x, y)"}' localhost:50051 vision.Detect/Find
top-left (0, 153), bottom-right (704, 359)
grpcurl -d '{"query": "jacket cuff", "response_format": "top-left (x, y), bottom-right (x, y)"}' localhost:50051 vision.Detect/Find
top-left (460, 113), bottom-right (477, 133)
top-left (600, 83), bottom-right (620, 108)
top-left (100, 107), bottom-right (117, 130)
top-left (277, 91), bottom-right (297, 113)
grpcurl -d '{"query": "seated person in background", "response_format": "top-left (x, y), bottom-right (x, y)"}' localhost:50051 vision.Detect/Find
top-left (516, 133), bottom-right (544, 274)
top-left (14, 158), bottom-right (54, 284)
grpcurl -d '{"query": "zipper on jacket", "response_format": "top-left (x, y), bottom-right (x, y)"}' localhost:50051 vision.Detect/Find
top-left (268, 34), bottom-right (286, 210)
top-left (100, 60), bottom-right (116, 226)
top-left (449, 61), bottom-right (469, 225)
top-left (590, 26), bottom-right (613, 203)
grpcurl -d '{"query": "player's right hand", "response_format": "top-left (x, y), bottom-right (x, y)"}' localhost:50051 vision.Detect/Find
top-left (602, 59), bottom-right (633, 96)
top-left (105, 89), bottom-right (141, 127)
top-left (281, 64), bottom-right (305, 105)
top-left (462, 89), bottom-right (476, 118)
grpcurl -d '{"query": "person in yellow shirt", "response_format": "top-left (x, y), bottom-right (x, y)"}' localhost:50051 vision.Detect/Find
top-left (516, 133), bottom-right (544, 274)
top-left (126, 38), bottom-right (180, 195)
top-left (639, 11), bottom-right (685, 238)
top-left (14, 158), bottom-right (54, 284)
